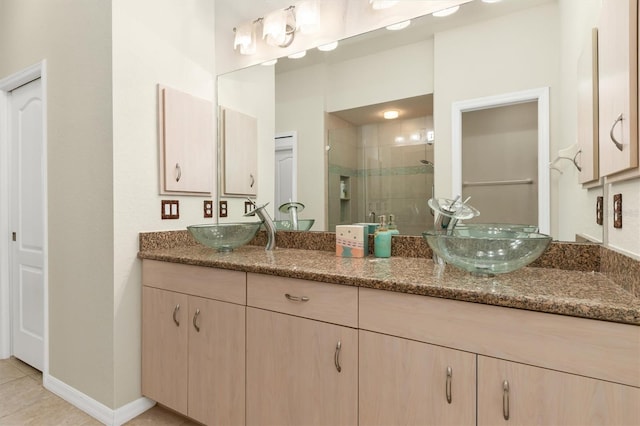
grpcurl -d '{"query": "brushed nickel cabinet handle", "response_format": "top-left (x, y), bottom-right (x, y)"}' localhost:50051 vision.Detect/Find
top-left (503, 380), bottom-right (510, 420)
top-left (172, 304), bottom-right (180, 326)
top-left (175, 163), bottom-right (182, 182)
top-left (446, 366), bottom-right (452, 404)
top-left (334, 340), bottom-right (342, 372)
top-left (193, 308), bottom-right (200, 332)
top-left (285, 293), bottom-right (309, 302)
top-left (609, 113), bottom-right (624, 151)
top-left (250, 173), bottom-right (255, 188)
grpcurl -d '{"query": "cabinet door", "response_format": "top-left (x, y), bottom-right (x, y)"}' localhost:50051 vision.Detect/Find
top-left (359, 330), bottom-right (476, 426)
top-left (188, 296), bottom-right (245, 426)
top-left (160, 86), bottom-right (214, 194)
top-left (246, 307), bottom-right (358, 426)
top-left (598, 0), bottom-right (638, 176)
top-left (478, 356), bottom-right (640, 425)
top-left (223, 108), bottom-right (258, 196)
top-left (141, 286), bottom-right (189, 414)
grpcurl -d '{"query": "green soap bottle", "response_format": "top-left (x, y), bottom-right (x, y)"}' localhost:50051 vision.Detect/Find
top-left (388, 214), bottom-right (400, 235)
top-left (374, 215), bottom-right (392, 258)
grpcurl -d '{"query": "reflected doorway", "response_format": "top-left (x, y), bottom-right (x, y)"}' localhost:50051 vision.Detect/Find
top-left (274, 132), bottom-right (297, 221)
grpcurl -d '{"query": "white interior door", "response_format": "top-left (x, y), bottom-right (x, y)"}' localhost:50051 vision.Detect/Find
top-left (10, 78), bottom-right (45, 371)
top-left (274, 132), bottom-right (297, 221)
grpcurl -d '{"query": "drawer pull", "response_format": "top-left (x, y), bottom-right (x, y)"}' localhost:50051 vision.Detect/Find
top-left (172, 304), bottom-right (180, 326)
top-left (609, 113), bottom-right (624, 151)
top-left (285, 293), bottom-right (309, 302)
top-left (193, 308), bottom-right (201, 332)
top-left (503, 380), bottom-right (510, 420)
top-left (446, 366), bottom-right (452, 404)
top-left (175, 163), bottom-right (182, 182)
top-left (334, 340), bottom-right (342, 373)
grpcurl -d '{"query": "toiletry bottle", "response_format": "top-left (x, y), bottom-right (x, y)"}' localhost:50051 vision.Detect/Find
top-left (374, 215), bottom-right (392, 258)
top-left (388, 214), bottom-right (400, 235)
top-left (340, 180), bottom-right (347, 199)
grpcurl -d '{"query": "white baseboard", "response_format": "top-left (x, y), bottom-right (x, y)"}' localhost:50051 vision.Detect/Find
top-left (43, 373), bottom-right (156, 426)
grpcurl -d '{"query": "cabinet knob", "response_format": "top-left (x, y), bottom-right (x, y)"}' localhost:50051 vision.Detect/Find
top-left (609, 113), bottom-right (624, 151)
top-left (503, 380), bottom-right (510, 421)
top-left (172, 304), bottom-right (180, 326)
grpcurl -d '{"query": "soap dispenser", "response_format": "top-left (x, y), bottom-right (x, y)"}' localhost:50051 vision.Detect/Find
top-left (388, 214), bottom-right (400, 235)
top-left (374, 215), bottom-right (392, 258)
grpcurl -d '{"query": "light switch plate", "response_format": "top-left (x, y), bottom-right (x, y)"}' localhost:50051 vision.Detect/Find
top-left (161, 200), bottom-right (179, 219)
top-left (613, 194), bottom-right (622, 229)
top-left (596, 196), bottom-right (603, 226)
top-left (219, 201), bottom-right (228, 218)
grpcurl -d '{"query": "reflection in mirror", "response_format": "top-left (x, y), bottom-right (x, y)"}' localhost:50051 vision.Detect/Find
top-left (219, 0), bottom-right (605, 242)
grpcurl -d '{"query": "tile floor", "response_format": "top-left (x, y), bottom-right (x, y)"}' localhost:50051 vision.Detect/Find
top-left (0, 357), bottom-right (196, 426)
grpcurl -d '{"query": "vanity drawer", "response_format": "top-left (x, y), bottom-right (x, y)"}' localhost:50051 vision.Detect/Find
top-left (142, 259), bottom-right (246, 305)
top-left (247, 273), bottom-right (358, 327)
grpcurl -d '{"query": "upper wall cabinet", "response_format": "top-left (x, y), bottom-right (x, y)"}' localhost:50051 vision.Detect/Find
top-left (158, 85), bottom-right (214, 195)
top-left (597, 0), bottom-right (639, 178)
top-left (222, 107), bottom-right (258, 196)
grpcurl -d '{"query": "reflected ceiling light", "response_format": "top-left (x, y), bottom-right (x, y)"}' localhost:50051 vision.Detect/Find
top-left (482, 0), bottom-right (502, 3)
top-left (296, 0), bottom-right (320, 34)
top-left (432, 5), bottom-right (460, 17)
top-left (386, 20), bottom-right (411, 31)
top-left (394, 136), bottom-right (405, 143)
top-left (384, 110), bottom-right (399, 119)
top-left (288, 50), bottom-right (307, 59)
top-left (317, 41), bottom-right (338, 51)
top-left (263, 7), bottom-right (296, 47)
top-left (410, 132), bottom-right (421, 142)
top-left (369, 0), bottom-right (399, 10)
top-left (261, 59), bottom-right (278, 66)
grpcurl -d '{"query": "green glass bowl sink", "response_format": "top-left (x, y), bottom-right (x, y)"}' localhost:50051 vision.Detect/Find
top-left (188, 222), bottom-right (262, 252)
top-left (422, 226), bottom-right (551, 276)
top-left (273, 219), bottom-right (315, 231)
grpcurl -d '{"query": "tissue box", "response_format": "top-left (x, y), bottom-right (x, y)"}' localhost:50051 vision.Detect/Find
top-left (336, 225), bottom-right (368, 258)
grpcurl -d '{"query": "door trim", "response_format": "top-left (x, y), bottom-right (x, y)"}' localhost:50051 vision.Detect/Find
top-left (275, 130), bottom-right (298, 202)
top-left (0, 61), bottom-right (48, 376)
top-left (451, 87), bottom-right (550, 234)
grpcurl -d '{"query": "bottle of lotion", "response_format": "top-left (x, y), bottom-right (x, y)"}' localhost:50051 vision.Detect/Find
top-left (388, 214), bottom-right (400, 235)
top-left (374, 215), bottom-right (392, 258)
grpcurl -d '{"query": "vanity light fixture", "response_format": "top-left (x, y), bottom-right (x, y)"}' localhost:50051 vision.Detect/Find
top-left (263, 7), bottom-right (296, 47)
top-left (432, 5), bottom-right (460, 17)
top-left (384, 110), bottom-right (399, 119)
top-left (386, 20), bottom-right (411, 31)
top-left (296, 0), bottom-right (321, 34)
top-left (317, 41), bottom-right (338, 51)
top-left (369, 0), bottom-right (399, 10)
top-left (288, 50), bottom-right (307, 59)
top-left (233, 20), bottom-right (258, 55)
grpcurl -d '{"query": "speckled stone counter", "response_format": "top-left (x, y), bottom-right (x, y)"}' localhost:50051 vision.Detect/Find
top-left (138, 240), bottom-right (640, 326)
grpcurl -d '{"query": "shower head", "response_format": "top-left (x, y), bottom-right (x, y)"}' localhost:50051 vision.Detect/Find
top-left (420, 160), bottom-right (434, 167)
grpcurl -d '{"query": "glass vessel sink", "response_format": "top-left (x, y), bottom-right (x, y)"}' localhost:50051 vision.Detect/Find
top-left (422, 226), bottom-right (551, 276)
top-left (273, 219), bottom-right (315, 231)
top-left (188, 222), bottom-right (262, 252)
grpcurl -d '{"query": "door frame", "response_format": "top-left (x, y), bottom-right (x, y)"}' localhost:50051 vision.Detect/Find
top-left (451, 87), bottom-right (550, 234)
top-left (274, 131), bottom-right (298, 206)
top-left (0, 61), bottom-right (49, 375)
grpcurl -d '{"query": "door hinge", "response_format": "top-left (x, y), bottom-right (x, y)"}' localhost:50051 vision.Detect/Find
top-left (12, 232), bottom-right (16, 241)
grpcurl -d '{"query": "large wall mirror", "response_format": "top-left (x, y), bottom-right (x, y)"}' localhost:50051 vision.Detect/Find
top-left (217, 0), bottom-right (604, 242)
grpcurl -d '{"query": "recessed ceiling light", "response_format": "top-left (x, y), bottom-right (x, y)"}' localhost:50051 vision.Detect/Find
top-left (261, 59), bottom-right (278, 66)
top-left (386, 20), bottom-right (411, 31)
top-left (384, 110), bottom-right (399, 119)
top-left (317, 41), bottom-right (338, 51)
top-left (432, 5), bottom-right (460, 17)
top-left (288, 50), bottom-right (307, 59)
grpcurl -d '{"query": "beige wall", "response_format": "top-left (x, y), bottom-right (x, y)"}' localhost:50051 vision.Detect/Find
top-left (112, 0), bottom-right (216, 407)
top-left (0, 0), bottom-right (115, 406)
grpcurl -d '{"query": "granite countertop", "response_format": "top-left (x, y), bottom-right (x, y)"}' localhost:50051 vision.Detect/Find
top-left (138, 244), bottom-right (640, 326)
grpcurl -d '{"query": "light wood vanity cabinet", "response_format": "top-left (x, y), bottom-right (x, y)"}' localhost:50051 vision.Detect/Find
top-left (359, 330), bottom-right (476, 426)
top-left (141, 260), bottom-right (246, 426)
top-left (478, 356), bottom-right (640, 425)
top-left (245, 273), bottom-right (358, 426)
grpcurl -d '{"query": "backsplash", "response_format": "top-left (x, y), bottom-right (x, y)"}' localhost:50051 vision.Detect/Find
top-left (139, 230), bottom-right (638, 297)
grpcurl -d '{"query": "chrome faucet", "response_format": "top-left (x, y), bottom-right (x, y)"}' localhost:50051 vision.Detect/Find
top-left (245, 199), bottom-right (276, 250)
top-left (429, 196), bottom-right (479, 264)
top-left (368, 211), bottom-right (376, 222)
